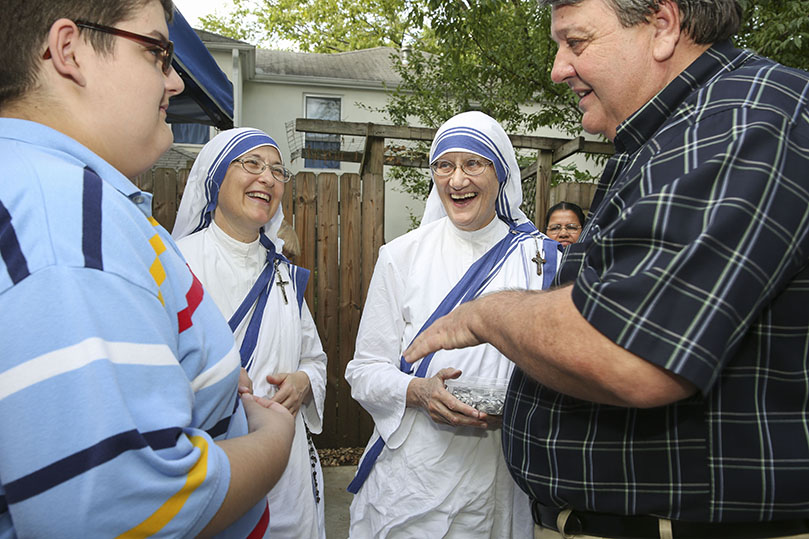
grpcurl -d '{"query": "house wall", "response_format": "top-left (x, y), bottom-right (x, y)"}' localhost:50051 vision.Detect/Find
top-left (202, 47), bottom-right (605, 239)
top-left (206, 48), bottom-right (425, 243)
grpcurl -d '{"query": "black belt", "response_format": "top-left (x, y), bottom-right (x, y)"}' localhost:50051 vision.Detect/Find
top-left (532, 501), bottom-right (809, 539)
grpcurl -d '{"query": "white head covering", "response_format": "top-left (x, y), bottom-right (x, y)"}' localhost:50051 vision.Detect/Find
top-left (172, 127), bottom-right (286, 247)
top-left (421, 111), bottom-right (532, 230)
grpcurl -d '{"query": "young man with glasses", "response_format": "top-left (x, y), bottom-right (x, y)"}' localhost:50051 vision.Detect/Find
top-left (0, 1), bottom-right (294, 536)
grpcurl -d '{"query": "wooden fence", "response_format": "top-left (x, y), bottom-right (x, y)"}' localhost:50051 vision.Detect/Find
top-left (134, 164), bottom-right (598, 448)
top-left (285, 171), bottom-right (381, 448)
top-left (132, 167), bottom-right (189, 233)
top-left (548, 182), bottom-right (599, 218)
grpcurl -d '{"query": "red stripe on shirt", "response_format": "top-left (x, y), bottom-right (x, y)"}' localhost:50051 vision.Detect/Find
top-left (177, 267), bottom-right (204, 333)
top-left (246, 502), bottom-right (270, 539)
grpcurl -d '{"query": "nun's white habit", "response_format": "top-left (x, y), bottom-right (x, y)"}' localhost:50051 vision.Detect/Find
top-left (172, 128), bottom-right (327, 539)
top-left (344, 112), bottom-right (559, 538)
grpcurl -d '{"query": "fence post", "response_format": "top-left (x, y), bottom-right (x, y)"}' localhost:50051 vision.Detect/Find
top-left (535, 150), bottom-right (553, 228)
top-left (315, 173), bottom-right (340, 445)
top-left (295, 172), bottom-right (318, 310)
top-left (337, 173), bottom-right (370, 446)
top-left (360, 136), bottom-right (385, 304)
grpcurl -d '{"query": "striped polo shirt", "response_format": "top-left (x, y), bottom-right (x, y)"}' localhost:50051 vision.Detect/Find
top-left (0, 119), bottom-right (266, 537)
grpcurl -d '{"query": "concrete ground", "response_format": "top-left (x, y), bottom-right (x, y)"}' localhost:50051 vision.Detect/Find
top-left (323, 465), bottom-right (357, 539)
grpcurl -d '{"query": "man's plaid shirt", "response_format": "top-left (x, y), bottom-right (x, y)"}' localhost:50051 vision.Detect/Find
top-left (504, 40), bottom-right (809, 522)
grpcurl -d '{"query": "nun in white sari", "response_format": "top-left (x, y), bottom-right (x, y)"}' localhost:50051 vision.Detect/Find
top-left (172, 128), bottom-right (327, 539)
top-left (345, 111), bottom-right (560, 538)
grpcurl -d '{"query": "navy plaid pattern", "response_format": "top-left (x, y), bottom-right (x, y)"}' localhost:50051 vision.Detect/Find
top-left (503, 41), bottom-right (809, 522)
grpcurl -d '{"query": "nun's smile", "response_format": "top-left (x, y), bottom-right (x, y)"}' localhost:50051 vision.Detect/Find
top-left (433, 152), bottom-right (499, 232)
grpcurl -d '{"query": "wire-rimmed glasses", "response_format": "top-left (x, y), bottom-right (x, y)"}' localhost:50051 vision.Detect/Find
top-left (233, 157), bottom-right (294, 183)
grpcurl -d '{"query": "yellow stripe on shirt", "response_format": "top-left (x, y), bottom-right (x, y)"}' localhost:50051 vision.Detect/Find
top-left (148, 233), bottom-right (167, 306)
top-left (116, 435), bottom-right (210, 538)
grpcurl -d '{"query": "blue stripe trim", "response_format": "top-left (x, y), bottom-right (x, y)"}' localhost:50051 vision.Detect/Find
top-left (431, 128), bottom-right (508, 184)
top-left (542, 238), bottom-right (561, 289)
top-left (348, 227), bottom-right (537, 494)
top-left (82, 167), bottom-right (103, 270)
top-left (292, 265), bottom-right (310, 314)
top-left (3, 427), bottom-right (182, 505)
top-left (0, 199), bottom-right (30, 284)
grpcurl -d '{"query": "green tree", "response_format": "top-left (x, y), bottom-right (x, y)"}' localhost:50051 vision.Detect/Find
top-left (199, 0), bottom-right (426, 52)
top-left (200, 0), bottom-right (809, 125)
top-left (387, 1), bottom-right (578, 134)
top-left (736, 0), bottom-right (809, 71)
top-left (198, 0), bottom-right (809, 221)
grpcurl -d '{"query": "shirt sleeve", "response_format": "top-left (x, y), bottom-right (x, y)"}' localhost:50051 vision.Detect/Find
top-left (570, 108), bottom-right (809, 393)
top-left (344, 246), bottom-right (414, 447)
top-left (0, 265), bottom-right (235, 538)
top-left (297, 299), bottom-right (328, 434)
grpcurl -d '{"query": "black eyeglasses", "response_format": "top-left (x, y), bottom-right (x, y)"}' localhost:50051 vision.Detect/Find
top-left (74, 20), bottom-right (175, 75)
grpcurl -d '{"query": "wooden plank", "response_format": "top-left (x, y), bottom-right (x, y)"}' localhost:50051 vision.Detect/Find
top-left (315, 173), bottom-right (340, 446)
top-left (175, 168), bottom-right (190, 222)
top-left (135, 169), bottom-right (154, 194)
top-left (152, 168), bottom-right (177, 230)
top-left (282, 172), bottom-right (294, 224)
top-left (580, 140), bottom-right (614, 157)
top-left (338, 173), bottom-right (366, 447)
top-left (360, 137), bottom-right (385, 304)
top-left (295, 172), bottom-right (317, 310)
top-left (535, 150), bottom-right (554, 229)
top-left (294, 117), bottom-right (607, 152)
top-left (296, 118), bottom-right (436, 141)
top-left (299, 147), bottom-right (430, 169)
top-left (549, 182), bottom-right (599, 215)
top-left (521, 161), bottom-right (539, 181)
top-left (553, 136), bottom-right (584, 163)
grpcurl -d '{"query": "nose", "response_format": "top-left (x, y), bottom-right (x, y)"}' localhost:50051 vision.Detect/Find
top-left (165, 66), bottom-right (185, 95)
top-left (257, 169), bottom-right (277, 185)
top-left (550, 48), bottom-right (575, 84)
top-left (448, 166), bottom-right (470, 189)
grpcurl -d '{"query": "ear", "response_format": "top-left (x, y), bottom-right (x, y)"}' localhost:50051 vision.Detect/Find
top-left (44, 18), bottom-right (88, 87)
top-left (650, 0), bottom-right (682, 62)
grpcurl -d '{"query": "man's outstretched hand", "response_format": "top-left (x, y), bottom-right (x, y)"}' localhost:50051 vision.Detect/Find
top-left (403, 301), bottom-right (483, 364)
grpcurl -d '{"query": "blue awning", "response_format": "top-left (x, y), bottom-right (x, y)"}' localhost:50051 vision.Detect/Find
top-left (167, 9), bottom-right (234, 130)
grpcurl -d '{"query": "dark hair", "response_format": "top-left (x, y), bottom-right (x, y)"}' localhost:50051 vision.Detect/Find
top-left (537, 0), bottom-right (743, 44)
top-left (545, 201), bottom-right (586, 230)
top-left (0, 0), bottom-right (174, 108)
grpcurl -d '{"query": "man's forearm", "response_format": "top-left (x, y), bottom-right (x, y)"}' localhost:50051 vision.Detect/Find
top-left (468, 285), bottom-right (696, 407)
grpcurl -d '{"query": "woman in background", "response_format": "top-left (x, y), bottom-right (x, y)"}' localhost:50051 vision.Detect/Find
top-left (544, 201), bottom-right (585, 247)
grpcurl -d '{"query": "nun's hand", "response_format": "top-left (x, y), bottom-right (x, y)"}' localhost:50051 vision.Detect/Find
top-left (406, 368), bottom-right (489, 429)
top-left (266, 371), bottom-right (311, 416)
top-left (238, 367), bottom-right (253, 395)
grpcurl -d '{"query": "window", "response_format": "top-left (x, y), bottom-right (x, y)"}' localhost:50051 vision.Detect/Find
top-left (171, 123), bottom-right (210, 144)
top-left (305, 96), bottom-right (341, 169)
